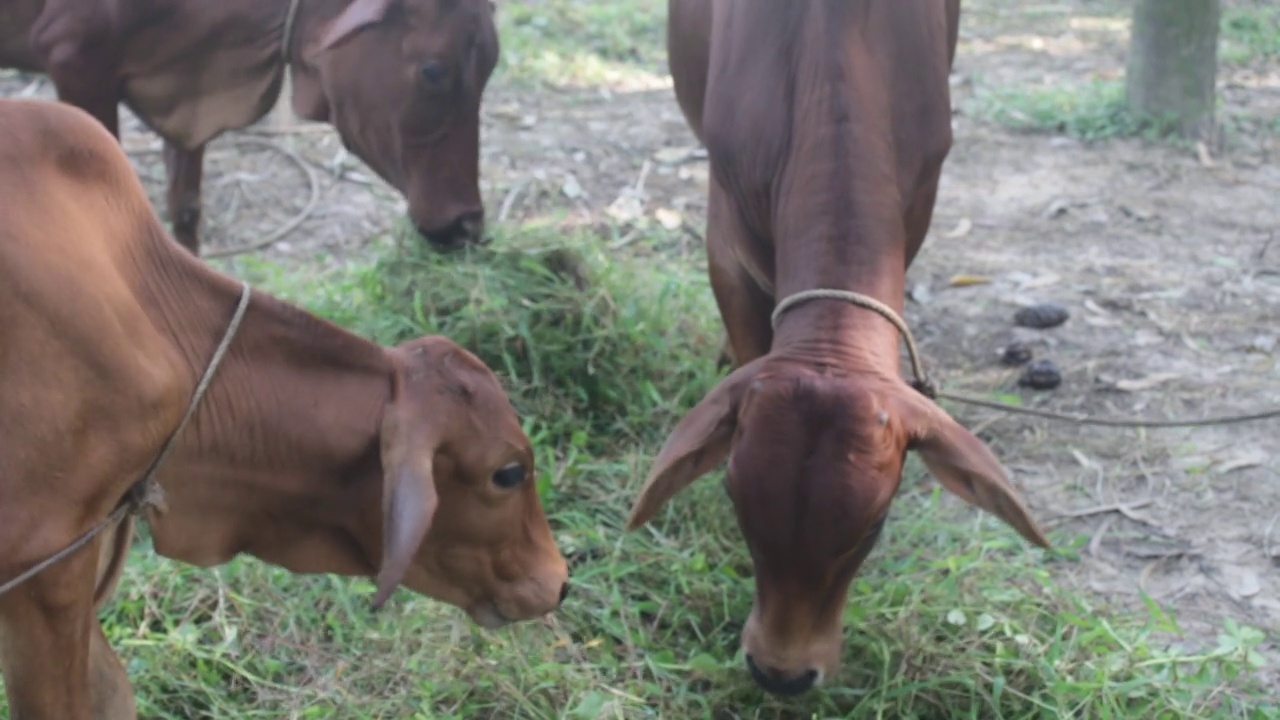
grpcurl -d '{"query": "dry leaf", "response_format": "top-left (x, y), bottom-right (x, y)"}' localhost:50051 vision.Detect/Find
top-left (654, 207), bottom-right (683, 230)
top-left (1082, 315), bottom-right (1121, 328)
top-left (653, 146), bottom-right (705, 165)
top-left (947, 273), bottom-right (991, 287)
top-left (1220, 565), bottom-right (1262, 599)
top-left (1015, 272), bottom-right (1062, 290)
top-left (1195, 141), bottom-right (1215, 168)
top-left (1114, 372), bottom-right (1181, 392)
top-left (1083, 299), bottom-right (1111, 316)
top-left (605, 194), bottom-right (644, 224)
top-left (943, 217), bottom-right (972, 239)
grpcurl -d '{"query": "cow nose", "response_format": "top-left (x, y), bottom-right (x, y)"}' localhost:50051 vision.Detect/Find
top-left (558, 582), bottom-right (570, 606)
top-left (418, 210), bottom-right (486, 251)
top-left (745, 654), bottom-right (819, 696)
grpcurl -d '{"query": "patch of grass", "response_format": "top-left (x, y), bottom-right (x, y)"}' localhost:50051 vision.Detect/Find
top-left (1221, 5), bottom-right (1280, 65)
top-left (250, 220), bottom-right (722, 456)
top-left (3, 223), bottom-right (1275, 718)
top-left (495, 0), bottom-right (668, 88)
top-left (970, 79), bottom-right (1181, 141)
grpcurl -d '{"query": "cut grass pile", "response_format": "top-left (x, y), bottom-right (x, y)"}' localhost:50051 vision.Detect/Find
top-left (3, 223), bottom-right (1273, 719)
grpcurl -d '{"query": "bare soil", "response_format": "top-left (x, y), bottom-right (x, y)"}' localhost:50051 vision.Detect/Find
top-left (3, 0), bottom-right (1277, 686)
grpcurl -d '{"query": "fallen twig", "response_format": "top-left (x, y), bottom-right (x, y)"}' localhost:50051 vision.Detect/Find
top-left (1049, 499), bottom-right (1154, 525)
top-left (497, 178), bottom-right (531, 223)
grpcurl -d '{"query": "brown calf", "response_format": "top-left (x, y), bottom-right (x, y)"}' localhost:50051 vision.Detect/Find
top-left (0, 97), bottom-right (567, 719)
top-left (627, 0), bottom-right (1050, 696)
top-left (0, 0), bottom-right (499, 253)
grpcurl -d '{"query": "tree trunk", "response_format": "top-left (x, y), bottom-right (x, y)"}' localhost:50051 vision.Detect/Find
top-left (1125, 0), bottom-right (1221, 140)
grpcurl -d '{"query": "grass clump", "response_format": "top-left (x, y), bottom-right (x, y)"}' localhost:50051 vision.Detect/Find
top-left (1221, 5), bottom-right (1280, 64)
top-left (255, 220), bottom-right (722, 459)
top-left (970, 79), bottom-right (1180, 141)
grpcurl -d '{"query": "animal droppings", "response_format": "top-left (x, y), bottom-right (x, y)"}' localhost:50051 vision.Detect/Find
top-left (1014, 302), bottom-right (1070, 329)
top-left (999, 341), bottom-right (1034, 366)
top-left (1018, 359), bottom-right (1062, 390)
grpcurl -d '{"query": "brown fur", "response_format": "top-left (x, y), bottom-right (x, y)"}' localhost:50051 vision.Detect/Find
top-left (628, 0), bottom-right (1050, 696)
top-left (0, 97), bottom-right (567, 719)
top-left (0, 0), bottom-right (499, 252)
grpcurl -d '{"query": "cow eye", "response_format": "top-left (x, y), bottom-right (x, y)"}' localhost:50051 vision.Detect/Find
top-left (491, 462), bottom-right (526, 489)
top-left (420, 60), bottom-right (449, 89)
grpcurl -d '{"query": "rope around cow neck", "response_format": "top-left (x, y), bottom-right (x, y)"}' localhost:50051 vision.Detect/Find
top-left (772, 288), bottom-right (935, 395)
top-left (769, 287), bottom-right (1280, 429)
top-left (282, 0), bottom-right (303, 64)
top-left (0, 282), bottom-right (252, 599)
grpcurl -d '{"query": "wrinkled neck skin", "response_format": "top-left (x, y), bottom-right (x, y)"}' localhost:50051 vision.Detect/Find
top-left (128, 234), bottom-right (391, 579)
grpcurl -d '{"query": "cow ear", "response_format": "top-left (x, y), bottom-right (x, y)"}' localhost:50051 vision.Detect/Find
top-left (626, 359), bottom-right (764, 530)
top-left (317, 0), bottom-right (398, 52)
top-left (370, 357), bottom-right (442, 610)
top-left (897, 391), bottom-right (1051, 549)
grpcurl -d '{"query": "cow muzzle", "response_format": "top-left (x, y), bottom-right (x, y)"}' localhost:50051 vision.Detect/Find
top-left (745, 654), bottom-right (823, 696)
top-left (740, 606), bottom-right (840, 696)
top-left (417, 210), bottom-right (486, 251)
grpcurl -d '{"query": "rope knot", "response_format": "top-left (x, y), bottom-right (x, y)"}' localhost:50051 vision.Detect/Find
top-left (771, 288), bottom-right (933, 396)
top-left (911, 378), bottom-right (938, 400)
top-left (126, 478), bottom-right (169, 516)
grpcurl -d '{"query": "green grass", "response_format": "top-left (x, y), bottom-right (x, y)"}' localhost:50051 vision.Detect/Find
top-left (3, 0), bottom-right (1277, 714)
top-left (968, 79), bottom-right (1182, 141)
top-left (3, 222), bottom-right (1274, 719)
top-left (495, 0), bottom-right (667, 88)
top-left (1221, 5), bottom-right (1280, 65)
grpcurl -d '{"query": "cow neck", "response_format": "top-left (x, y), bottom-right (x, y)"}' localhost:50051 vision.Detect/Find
top-left (767, 185), bottom-right (910, 374)
top-left (131, 235), bottom-right (389, 574)
top-left (763, 5), bottom-right (912, 377)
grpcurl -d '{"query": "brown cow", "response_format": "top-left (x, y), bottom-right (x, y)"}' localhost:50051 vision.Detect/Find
top-left (0, 0), bottom-right (499, 254)
top-left (0, 97), bottom-right (567, 719)
top-left (627, 0), bottom-right (1050, 696)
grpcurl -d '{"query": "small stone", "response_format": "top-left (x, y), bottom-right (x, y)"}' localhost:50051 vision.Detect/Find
top-left (999, 341), bottom-right (1034, 367)
top-left (1018, 358), bottom-right (1062, 390)
top-left (1014, 302), bottom-right (1070, 329)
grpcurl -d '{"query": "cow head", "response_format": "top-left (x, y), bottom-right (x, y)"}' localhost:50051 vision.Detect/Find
top-left (294, 0), bottom-right (500, 249)
top-left (627, 357), bottom-right (1049, 695)
top-left (373, 336), bottom-right (568, 625)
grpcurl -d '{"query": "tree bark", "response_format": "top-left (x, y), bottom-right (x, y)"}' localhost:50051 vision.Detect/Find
top-left (1125, 0), bottom-right (1221, 140)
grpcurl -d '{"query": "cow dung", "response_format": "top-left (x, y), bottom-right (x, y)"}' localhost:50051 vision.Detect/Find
top-left (999, 341), bottom-right (1034, 366)
top-left (1014, 302), bottom-right (1070, 329)
top-left (1018, 358), bottom-right (1062, 390)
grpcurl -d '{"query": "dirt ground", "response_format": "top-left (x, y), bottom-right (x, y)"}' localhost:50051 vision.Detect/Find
top-left (2, 0), bottom-right (1277, 688)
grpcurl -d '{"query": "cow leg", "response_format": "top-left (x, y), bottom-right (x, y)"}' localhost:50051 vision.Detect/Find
top-left (706, 179), bottom-right (773, 366)
top-left (85, 516), bottom-right (138, 718)
top-left (667, 0), bottom-right (713, 144)
top-left (0, 548), bottom-right (101, 719)
top-left (88, 622), bottom-right (137, 719)
top-left (164, 141), bottom-right (206, 255)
